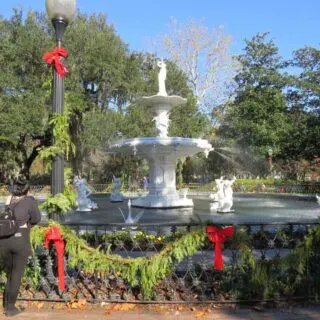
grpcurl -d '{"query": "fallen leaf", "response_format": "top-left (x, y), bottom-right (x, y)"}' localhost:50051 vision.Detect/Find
top-left (113, 303), bottom-right (136, 311)
top-left (78, 299), bottom-right (87, 307)
top-left (37, 302), bottom-right (45, 310)
top-left (195, 311), bottom-right (207, 318)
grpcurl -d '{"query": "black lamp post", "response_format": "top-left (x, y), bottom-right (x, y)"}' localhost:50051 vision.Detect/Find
top-left (46, 0), bottom-right (76, 195)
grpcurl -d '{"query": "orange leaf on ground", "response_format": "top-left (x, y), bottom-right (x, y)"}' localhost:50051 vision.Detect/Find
top-left (36, 302), bottom-right (45, 310)
top-left (195, 311), bottom-right (208, 318)
top-left (112, 303), bottom-right (137, 311)
top-left (66, 299), bottom-right (88, 310)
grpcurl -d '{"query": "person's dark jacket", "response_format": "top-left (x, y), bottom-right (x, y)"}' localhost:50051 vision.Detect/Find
top-left (7, 196), bottom-right (41, 227)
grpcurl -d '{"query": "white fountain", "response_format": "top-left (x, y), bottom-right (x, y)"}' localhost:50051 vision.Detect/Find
top-left (111, 60), bottom-right (213, 208)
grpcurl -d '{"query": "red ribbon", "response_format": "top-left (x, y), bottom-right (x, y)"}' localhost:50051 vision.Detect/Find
top-left (44, 226), bottom-right (65, 291)
top-left (207, 225), bottom-right (235, 270)
top-left (43, 47), bottom-right (69, 78)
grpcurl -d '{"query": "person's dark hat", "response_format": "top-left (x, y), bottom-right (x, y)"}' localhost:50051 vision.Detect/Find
top-left (10, 177), bottom-right (30, 196)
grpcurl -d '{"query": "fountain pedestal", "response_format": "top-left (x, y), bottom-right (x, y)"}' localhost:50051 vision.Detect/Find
top-left (132, 152), bottom-right (193, 208)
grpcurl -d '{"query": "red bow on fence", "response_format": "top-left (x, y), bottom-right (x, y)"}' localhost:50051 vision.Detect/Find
top-left (44, 226), bottom-right (65, 291)
top-left (207, 225), bottom-right (235, 270)
top-left (43, 47), bottom-right (69, 78)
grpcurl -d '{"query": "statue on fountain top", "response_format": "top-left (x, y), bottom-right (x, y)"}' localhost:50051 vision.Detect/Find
top-left (157, 60), bottom-right (167, 96)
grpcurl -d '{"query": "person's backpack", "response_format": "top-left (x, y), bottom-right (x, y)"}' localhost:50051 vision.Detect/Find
top-left (0, 197), bottom-right (19, 238)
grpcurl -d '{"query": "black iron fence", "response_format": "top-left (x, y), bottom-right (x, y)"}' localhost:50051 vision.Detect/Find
top-left (5, 221), bottom-right (320, 304)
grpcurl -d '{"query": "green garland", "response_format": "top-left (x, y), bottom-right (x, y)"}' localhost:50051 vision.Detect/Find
top-left (31, 222), bottom-right (207, 298)
top-left (37, 113), bottom-right (75, 170)
top-left (36, 113), bottom-right (77, 217)
top-left (25, 223), bottom-right (320, 300)
top-left (39, 168), bottom-right (76, 216)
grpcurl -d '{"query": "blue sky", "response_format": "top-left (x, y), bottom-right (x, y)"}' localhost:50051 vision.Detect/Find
top-left (1, 0), bottom-right (319, 58)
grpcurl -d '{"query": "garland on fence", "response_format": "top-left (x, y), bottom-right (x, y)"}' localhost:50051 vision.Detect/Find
top-left (24, 222), bottom-right (320, 299)
top-left (31, 222), bottom-right (207, 298)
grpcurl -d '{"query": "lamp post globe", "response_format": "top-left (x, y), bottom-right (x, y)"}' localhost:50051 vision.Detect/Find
top-left (46, 0), bottom-right (76, 197)
top-left (46, 0), bottom-right (76, 23)
top-left (46, 0), bottom-right (76, 45)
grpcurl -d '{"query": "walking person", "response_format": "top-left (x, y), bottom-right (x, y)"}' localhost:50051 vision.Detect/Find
top-left (0, 178), bottom-right (41, 317)
top-left (143, 176), bottom-right (149, 191)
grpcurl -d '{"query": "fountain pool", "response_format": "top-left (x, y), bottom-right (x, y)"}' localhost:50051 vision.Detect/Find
top-left (57, 193), bottom-right (320, 226)
top-left (1, 192), bottom-right (318, 226)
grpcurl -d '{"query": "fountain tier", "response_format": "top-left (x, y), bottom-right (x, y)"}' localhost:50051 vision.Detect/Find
top-left (111, 137), bottom-right (212, 208)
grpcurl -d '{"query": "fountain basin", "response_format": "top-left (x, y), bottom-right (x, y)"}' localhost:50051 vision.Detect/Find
top-left (55, 193), bottom-right (320, 225)
top-left (137, 95), bottom-right (187, 111)
top-left (111, 137), bottom-right (213, 208)
top-left (111, 137), bottom-right (213, 157)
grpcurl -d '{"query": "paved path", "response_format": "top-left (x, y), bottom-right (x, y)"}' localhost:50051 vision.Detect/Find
top-left (0, 306), bottom-right (320, 319)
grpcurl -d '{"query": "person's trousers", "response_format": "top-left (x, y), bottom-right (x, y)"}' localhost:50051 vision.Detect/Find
top-left (0, 229), bottom-right (30, 310)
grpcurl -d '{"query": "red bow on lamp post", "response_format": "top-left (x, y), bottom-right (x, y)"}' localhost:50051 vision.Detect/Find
top-left (207, 225), bottom-right (235, 270)
top-left (44, 226), bottom-right (66, 291)
top-left (43, 47), bottom-right (69, 78)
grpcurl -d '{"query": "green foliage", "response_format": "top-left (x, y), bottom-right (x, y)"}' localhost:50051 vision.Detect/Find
top-left (39, 168), bottom-right (76, 217)
top-left (219, 33), bottom-right (320, 165)
top-left (37, 113), bottom-right (75, 173)
top-left (230, 223), bottom-right (320, 300)
top-left (31, 223), bottom-right (206, 298)
top-left (0, 10), bottom-right (51, 179)
top-left (21, 222), bottom-right (320, 300)
top-left (220, 33), bottom-right (290, 157)
top-left (291, 46), bottom-right (320, 113)
top-left (234, 178), bottom-right (275, 191)
top-left (22, 253), bottom-right (42, 288)
top-left (35, 112), bottom-right (77, 217)
top-left (281, 46), bottom-right (320, 160)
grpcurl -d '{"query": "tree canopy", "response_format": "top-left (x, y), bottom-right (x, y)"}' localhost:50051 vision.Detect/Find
top-left (0, 9), bottom-right (206, 183)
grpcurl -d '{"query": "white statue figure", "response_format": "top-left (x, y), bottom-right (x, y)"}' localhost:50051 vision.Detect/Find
top-left (209, 177), bottom-right (225, 202)
top-left (118, 199), bottom-right (144, 226)
top-left (157, 60), bottom-right (167, 96)
top-left (74, 176), bottom-right (98, 211)
top-left (217, 176), bottom-right (236, 213)
top-left (152, 111), bottom-right (169, 137)
top-left (110, 176), bottom-right (124, 202)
